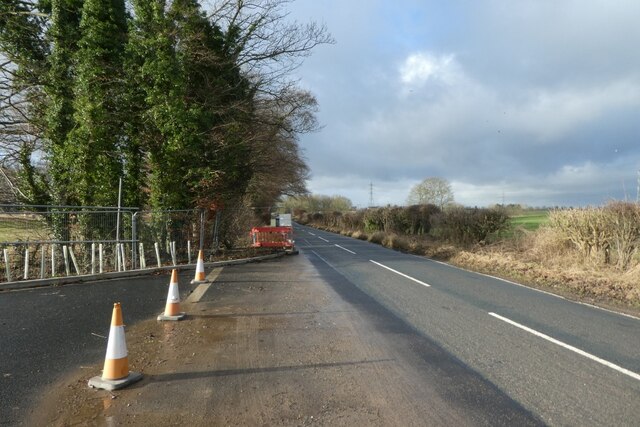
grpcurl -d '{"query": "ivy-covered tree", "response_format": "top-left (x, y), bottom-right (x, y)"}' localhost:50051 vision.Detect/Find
top-left (1, 0), bottom-right (332, 228)
top-left (65, 0), bottom-right (128, 207)
top-left (44, 0), bottom-right (83, 206)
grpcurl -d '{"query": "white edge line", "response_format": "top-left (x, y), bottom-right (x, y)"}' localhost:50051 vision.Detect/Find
top-left (370, 260), bottom-right (430, 288)
top-left (335, 244), bottom-right (356, 254)
top-left (489, 312), bottom-right (640, 382)
top-left (318, 236), bottom-right (329, 242)
top-left (311, 250), bottom-right (332, 266)
top-left (417, 255), bottom-right (640, 321)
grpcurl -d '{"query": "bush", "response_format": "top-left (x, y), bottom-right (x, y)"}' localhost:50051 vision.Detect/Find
top-left (405, 204), bottom-right (440, 235)
top-left (368, 231), bottom-right (385, 244)
top-left (549, 202), bottom-right (640, 270)
top-left (434, 207), bottom-right (509, 244)
top-left (382, 234), bottom-right (411, 251)
top-left (352, 230), bottom-right (368, 240)
top-left (363, 208), bottom-right (385, 232)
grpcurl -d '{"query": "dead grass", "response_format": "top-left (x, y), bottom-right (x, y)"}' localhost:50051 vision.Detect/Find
top-left (368, 231), bottom-right (385, 244)
top-left (351, 230), bottom-right (369, 241)
top-left (448, 226), bottom-right (640, 311)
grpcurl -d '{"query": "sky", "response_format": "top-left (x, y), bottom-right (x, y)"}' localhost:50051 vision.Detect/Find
top-left (285, 0), bottom-right (640, 208)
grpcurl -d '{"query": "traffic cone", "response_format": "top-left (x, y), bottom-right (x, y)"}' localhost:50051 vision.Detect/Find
top-left (190, 249), bottom-right (207, 284)
top-left (88, 303), bottom-right (142, 391)
top-left (158, 269), bottom-right (186, 321)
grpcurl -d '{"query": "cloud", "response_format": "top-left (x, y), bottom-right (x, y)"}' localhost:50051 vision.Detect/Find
top-left (399, 53), bottom-right (457, 86)
top-left (288, 0), bottom-right (640, 208)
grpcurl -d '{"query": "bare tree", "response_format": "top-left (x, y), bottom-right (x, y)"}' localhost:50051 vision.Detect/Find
top-left (407, 177), bottom-right (454, 210)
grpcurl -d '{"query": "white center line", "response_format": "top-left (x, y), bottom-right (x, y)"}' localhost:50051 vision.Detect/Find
top-left (369, 260), bottom-right (430, 288)
top-left (489, 312), bottom-right (640, 382)
top-left (336, 243), bottom-right (356, 255)
top-left (318, 236), bottom-right (329, 243)
top-left (335, 244), bottom-right (356, 254)
top-left (308, 232), bottom-right (316, 236)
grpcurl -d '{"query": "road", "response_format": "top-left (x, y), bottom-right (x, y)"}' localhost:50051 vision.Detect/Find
top-left (0, 270), bottom-right (198, 426)
top-left (2, 225), bottom-right (639, 426)
top-left (294, 223), bottom-right (640, 426)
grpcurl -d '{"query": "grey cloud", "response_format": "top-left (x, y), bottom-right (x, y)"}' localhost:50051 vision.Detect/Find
top-left (289, 0), bottom-right (640, 207)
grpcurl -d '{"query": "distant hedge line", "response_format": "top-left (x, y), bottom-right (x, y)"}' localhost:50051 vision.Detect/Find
top-left (295, 205), bottom-right (510, 244)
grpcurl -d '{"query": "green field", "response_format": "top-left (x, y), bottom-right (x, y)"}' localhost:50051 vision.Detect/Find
top-left (509, 210), bottom-right (550, 231)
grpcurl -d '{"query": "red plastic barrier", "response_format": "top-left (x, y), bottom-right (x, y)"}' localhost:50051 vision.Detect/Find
top-left (250, 226), bottom-right (294, 249)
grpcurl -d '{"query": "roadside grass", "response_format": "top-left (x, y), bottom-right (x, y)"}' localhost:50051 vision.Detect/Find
top-left (0, 216), bottom-right (50, 243)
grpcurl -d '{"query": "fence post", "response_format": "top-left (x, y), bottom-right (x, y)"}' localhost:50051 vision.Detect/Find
top-left (69, 246), bottom-right (80, 275)
top-left (4, 249), bottom-right (11, 282)
top-left (40, 246), bottom-right (45, 279)
top-left (139, 243), bottom-right (146, 268)
top-left (120, 243), bottom-right (127, 272)
top-left (170, 241), bottom-right (177, 266)
top-left (187, 240), bottom-right (192, 264)
top-left (62, 245), bottom-right (70, 276)
top-left (23, 248), bottom-right (29, 280)
top-left (116, 243), bottom-right (121, 272)
top-left (132, 212), bottom-right (138, 270)
top-left (51, 244), bottom-right (56, 277)
top-left (91, 243), bottom-right (96, 275)
top-left (99, 243), bottom-right (103, 273)
top-left (155, 242), bottom-right (161, 268)
top-left (199, 209), bottom-right (205, 251)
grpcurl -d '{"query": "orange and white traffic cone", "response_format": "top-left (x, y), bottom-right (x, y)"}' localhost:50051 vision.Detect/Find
top-left (88, 303), bottom-right (142, 391)
top-left (158, 269), bottom-right (186, 321)
top-left (190, 249), bottom-right (207, 284)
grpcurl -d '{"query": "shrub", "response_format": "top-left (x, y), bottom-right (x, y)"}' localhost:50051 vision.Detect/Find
top-left (368, 231), bottom-right (385, 244)
top-left (405, 204), bottom-right (440, 235)
top-left (363, 208), bottom-right (385, 232)
top-left (382, 234), bottom-right (411, 252)
top-left (549, 202), bottom-right (640, 270)
top-left (352, 230), bottom-right (368, 240)
top-left (434, 207), bottom-right (509, 244)
top-left (549, 207), bottom-right (611, 265)
top-left (604, 202), bottom-right (640, 270)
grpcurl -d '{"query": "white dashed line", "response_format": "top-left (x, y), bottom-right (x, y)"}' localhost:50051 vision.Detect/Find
top-left (318, 236), bottom-right (329, 243)
top-left (335, 244), bottom-right (356, 254)
top-left (369, 260), bottom-right (430, 288)
top-left (489, 312), bottom-right (640, 382)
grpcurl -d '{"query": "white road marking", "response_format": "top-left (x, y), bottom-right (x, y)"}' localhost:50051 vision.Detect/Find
top-left (312, 251), bottom-right (332, 266)
top-left (335, 244), bottom-right (356, 254)
top-left (369, 260), bottom-right (430, 288)
top-left (489, 312), bottom-right (640, 382)
top-left (318, 236), bottom-right (330, 242)
top-left (309, 232), bottom-right (316, 236)
top-left (185, 268), bottom-right (223, 303)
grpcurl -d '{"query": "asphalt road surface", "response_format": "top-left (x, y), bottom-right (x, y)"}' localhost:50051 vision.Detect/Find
top-left (2, 225), bottom-right (639, 426)
top-left (0, 270), bottom-right (197, 426)
top-left (294, 223), bottom-right (640, 426)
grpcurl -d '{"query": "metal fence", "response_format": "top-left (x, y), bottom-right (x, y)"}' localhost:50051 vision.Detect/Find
top-left (0, 204), bottom-right (222, 283)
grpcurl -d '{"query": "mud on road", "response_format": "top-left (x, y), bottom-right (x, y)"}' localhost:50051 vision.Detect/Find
top-left (29, 254), bottom-right (540, 426)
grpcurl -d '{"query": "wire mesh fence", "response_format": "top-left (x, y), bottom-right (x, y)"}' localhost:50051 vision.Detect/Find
top-left (0, 204), bottom-right (223, 283)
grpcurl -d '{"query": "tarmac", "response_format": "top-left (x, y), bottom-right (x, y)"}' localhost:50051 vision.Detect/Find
top-left (28, 252), bottom-right (541, 426)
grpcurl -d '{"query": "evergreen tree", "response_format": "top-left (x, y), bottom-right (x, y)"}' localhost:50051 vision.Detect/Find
top-left (66, 0), bottom-right (128, 207)
top-left (44, 0), bottom-right (83, 205)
